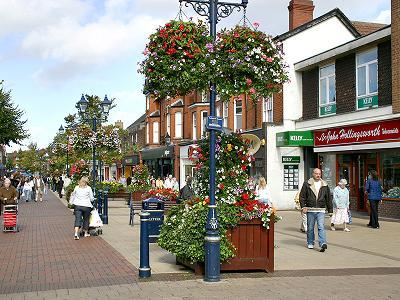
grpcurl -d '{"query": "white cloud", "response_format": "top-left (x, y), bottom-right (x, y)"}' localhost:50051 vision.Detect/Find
top-left (374, 9), bottom-right (391, 23)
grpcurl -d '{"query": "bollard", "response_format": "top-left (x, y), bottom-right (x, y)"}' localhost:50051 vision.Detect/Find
top-left (103, 190), bottom-right (108, 225)
top-left (97, 190), bottom-right (103, 220)
top-left (139, 211), bottom-right (151, 278)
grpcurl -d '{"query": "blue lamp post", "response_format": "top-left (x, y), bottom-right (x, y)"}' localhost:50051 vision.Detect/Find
top-left (179, 0), bottom-right (248, 282)
top-left (58, 125), bottom-right (70, 176)
top-left (76, 94), bottom-right (112, 194)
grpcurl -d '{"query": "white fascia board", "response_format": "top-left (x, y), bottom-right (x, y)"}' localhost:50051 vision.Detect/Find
top-left (296, 106), bottom-right (399, 131)
top-left (295, 27), bottom-right (391, 71)
top-left (314, 142), bottom-right (400, 153)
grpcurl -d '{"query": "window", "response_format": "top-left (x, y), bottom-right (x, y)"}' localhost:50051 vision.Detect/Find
top-left (146, 123), bottom-right (149, 144)
top-left (192, 112), bottom-right (197, 140)
top-left (234, 99), bottom-right (242, 131)
top-left (222, 102), bottom-right (229, 127)
top-left (216, 107), bottom-right (221, 117)
top-left (319, 64), bottom-right (336, 116)
top-left (356, 48), bottom-right (378, 110)
top-left (166, 113), bottom-right (171, 135)
top-left (263, 98), bottom-right (273, 122)
top-left (201, 111), bottom-right (208, 137)
top-left (175, 112), bottom-right (182, 138)
top-left (135, 133), bottom-right (138, 143)
top-left (153, 122), bottom-right (159, 144)
top-left (146, 96), bottom-right (150, 110)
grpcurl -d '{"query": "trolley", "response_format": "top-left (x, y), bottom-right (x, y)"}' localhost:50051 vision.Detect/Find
top-left (3, 205), bottom-right (19, 233)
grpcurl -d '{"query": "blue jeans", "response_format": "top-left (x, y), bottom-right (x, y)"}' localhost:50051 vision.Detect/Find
top-left (307, 212), bottom-right (327, 247)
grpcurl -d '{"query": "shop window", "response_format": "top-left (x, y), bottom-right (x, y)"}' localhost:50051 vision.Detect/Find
top-left (319, 64), bottom-right (336, 117)
top-left (381, 150), bottom-right (400, 198)
top-left (223, 102), bottom-right (229, 127)
top-left (192, 112), bottom-right (197, 140)
top-left (201, 110), bottom-right (208, 138)
top-left (153, 122), bottom-right (159, 144)
top-left (234, 98), bottom-right (242, 131)
top-left (319, 153), bottom-right (336, 191)
top-left (175, 112), bottom-right (182, 138)
top-left (356, 48), bottom-right (378, 110)
top-left (263, 97), bottom-right (273, 122)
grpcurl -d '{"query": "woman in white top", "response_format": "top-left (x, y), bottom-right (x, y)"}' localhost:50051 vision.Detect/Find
top-left (70, 177), bottom-right (94, 240)
top-left (255, 177), bottom-right (272, 207)
top-left (23, 177), bottom-right (34, 202)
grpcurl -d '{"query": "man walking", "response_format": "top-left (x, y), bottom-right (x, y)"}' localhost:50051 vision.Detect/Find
top-left (299, 168), bottom-right (332, 252)
top-left (34, 175), bottom-right (45, 202)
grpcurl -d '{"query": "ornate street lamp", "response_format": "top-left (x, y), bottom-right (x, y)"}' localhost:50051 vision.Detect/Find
top-left (179, 0), bottom-right (248, 282)
top-left (165, 132), bottom-right (171, 145)
top-left (76, 94), bottom-right (112, 194)
top-left (58, 124), bottom-right (69, 176)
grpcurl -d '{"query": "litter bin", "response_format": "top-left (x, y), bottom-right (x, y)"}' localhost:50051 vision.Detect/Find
top-left (142, 197), bottom-right (165, 243)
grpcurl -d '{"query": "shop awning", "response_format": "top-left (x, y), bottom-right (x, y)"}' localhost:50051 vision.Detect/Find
top-left (141, 145), bottom-right (174, 160)
top-left (314, 141), bottom-right (400, 153)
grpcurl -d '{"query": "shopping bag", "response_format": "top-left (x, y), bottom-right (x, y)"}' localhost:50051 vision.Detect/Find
top-left (89, 209), bottom-right (103, 227)
top-left (348, 208), bottom-right (352, 224)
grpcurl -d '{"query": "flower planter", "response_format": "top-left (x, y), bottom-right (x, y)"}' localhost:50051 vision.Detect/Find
top-left (131, 190), bottom-right (145, 201)
top-left (176, 216), bottom-right (274, 274)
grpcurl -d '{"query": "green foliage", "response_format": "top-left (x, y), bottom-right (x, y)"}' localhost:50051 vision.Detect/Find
top-left (158, 201), bottom-right (240, 263)
top-left (0, 82), bottom-right (29, 145)
top-left (97, 181), bottom-right (125, 193)
top-left (17, 143), bottom-right (48, 173)
top-left (127, 164), bottom-right (151, 192)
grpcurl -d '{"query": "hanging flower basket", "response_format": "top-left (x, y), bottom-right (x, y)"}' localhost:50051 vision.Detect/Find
top-left (139, 20), bottom-right (213, 99)
top-left (215, 24), bottom-right (289, 102)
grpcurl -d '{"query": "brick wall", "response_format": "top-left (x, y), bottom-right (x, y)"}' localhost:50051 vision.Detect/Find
top-left (336, 53), bottom-right (356, 114)
top-left (380, 200), bottom-right (400, 219)
top-left (288, 0), bottom-right (314, 30)
top-left (273, 91), bottom-right (284, 124)
top-left (302, 67), bottom-right (319, 120)
top-left (392, 0), bottom-right (400, 113)
top-left (378, 41), bottom-right (392, 107)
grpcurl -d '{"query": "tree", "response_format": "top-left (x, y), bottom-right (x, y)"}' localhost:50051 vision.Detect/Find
top-left (0, 81), bottom-right (29, 145)
top-left (17, 143), bottom-right (48, 173)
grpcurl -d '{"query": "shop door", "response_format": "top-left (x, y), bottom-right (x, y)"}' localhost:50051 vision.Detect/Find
top-left (357, 153), bottom-right (378, 210)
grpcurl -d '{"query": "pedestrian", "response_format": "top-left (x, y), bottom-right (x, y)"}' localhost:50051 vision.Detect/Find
top-left (119, 175), bottom-right (127, 186)
top-left (63, 175), bottom-right (72, 192)
top-left (365, 170), bottom-right (382, 229)
top-left (57, 176), bottom-right (64, 198)
top-left (164, 175), bottom-right (173, 189)
top-left (70, 177), bottom-right (94, 240)
top-left (126, 176), bottom-right (132, 186)
top-left (52, 176), bottom-right (57, 192)
top-left (23, 178), bottom-right (33, 202)
top-left (299, 168), bottom-right (332, 252)
top-left (0, 178), bottom-right (18, 206)
top-left (294, 191), bottom-right (307, 233)
top-left (156, 177), bottom-right (164, 189)
top-left (255, 177), bottom-right (272, 207)
top-left (34, 175), bottom-right (45, 202)
top-left (179, 177), bottom-right (194, 203)
top-left (172, 177), bottom-right (179, 191)
top-left (330, 179), bottom-right (350, 232)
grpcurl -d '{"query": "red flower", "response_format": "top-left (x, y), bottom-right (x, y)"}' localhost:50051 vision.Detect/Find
top-left (179, 24), bottom-right (185, 31)
top-left (218, 183), bottom-right (224, 190)
top-left (242, 193), bottom-right (249, 200)
top-left (165, 23), bottom-right (171, 28)
top-left (246, 78), bottom-right (252, 86)
top-left (241, 165), bottom-right (247, 171)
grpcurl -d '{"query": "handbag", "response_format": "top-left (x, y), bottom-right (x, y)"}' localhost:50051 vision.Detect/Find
top-left (89, 209), bottom-right (103, 227)
top-left (348, 208), bottom-right (352, 224)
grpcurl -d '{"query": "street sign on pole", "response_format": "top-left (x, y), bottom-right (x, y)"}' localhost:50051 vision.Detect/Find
top-left (206, 116), bottom-right (223, 131)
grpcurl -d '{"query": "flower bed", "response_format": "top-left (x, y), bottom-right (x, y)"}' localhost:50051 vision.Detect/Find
top-left (143, 188), bottom-right (179, 202)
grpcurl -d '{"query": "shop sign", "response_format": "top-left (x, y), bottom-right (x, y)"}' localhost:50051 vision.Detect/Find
top-left (124, 158), bottom-right (133, 164)
top-left (276, 131), bottom-right (314, 147)
top-left (320, 103), bottom-right (336, 116)
top-left (357, 95), bottom-right (378, 110)
top-left (282, 156), bottom-right (300, 164)
top-left (314, 119), bottom-right (400, 147)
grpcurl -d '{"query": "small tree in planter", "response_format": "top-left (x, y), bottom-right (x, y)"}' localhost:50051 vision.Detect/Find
top-left (127, 164), bottom-right (151, 200)
top-left (158, 133), bottom-right (279, 267)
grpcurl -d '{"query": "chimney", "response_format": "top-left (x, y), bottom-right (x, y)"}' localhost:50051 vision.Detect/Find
top-left (115, 120), bottom-right (124, 129)
top-left (392, 0), bottom-right (400, 113)
top-left (288, 0), bottom-right (315, 30)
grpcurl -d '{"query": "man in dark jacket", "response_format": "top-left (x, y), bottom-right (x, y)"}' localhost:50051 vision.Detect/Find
top-left (300, 168), bottom-right (332, 252)
top-left (178, 177), bottom-right (194, 204)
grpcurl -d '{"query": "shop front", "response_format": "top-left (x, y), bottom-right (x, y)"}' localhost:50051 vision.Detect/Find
top-left (141, 145), bottom-right (175, 179)
top-left (122, 155), bottom-right (139, 178)
top-left (314, 119), bottom-right (400, 218)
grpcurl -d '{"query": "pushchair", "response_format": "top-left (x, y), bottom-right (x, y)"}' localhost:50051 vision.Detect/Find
top-left (3, 205), bottom-right (19, 233)
top-left (78, 207), bottom-right (103, 237)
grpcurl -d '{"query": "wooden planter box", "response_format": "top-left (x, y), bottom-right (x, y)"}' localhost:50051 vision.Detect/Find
top-left (131, 190), bottom-right (145, 201)
top-left (176, 216), bottom-right (274, 274)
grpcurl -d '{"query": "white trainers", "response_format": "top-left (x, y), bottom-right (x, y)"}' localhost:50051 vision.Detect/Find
top-left (84, 232), bottom-right (90, 237)
top-left (331, 226), bottom-right (336, 231)
top-left (74, 234), bottom-right (79, 240)
top-left (307, 244), bottom-right (314, 249)
top-left (344, 228), bottom-right (351, 232)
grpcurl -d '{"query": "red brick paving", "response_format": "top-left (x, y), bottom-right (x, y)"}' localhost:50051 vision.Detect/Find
top-left (0, 192), bottom-right (137, 294)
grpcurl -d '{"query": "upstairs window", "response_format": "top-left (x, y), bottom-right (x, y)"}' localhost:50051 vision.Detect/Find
top-left (263, 97), bottom-right (273, 122)
top-left (201, 111), bottom-right (208, 138)
top-left (319, 64), bottom-right (336, 117)
top-left (356, 48), bottom-right (378, 110)
top-left (153, 122), bottom-right (159, 144)
top-left (222, 102), bottom-right (229, 127)
top-left (234, 99), bottom-right (243, 131)
top-left (192, 112), bottom-right (197, 140)
top-left (146, 123), bottom-right (149, 144)
top-left (166, 113), bottom-right (171, 135)
top-left (175, 112), bottom-right (182, 138)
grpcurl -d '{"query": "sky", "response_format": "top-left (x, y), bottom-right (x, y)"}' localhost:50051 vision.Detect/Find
top-left (0, 0), bottom-right (391, 153)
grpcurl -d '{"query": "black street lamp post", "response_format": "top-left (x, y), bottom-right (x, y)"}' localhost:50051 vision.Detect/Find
top-left (76, 94), bottom-right (112, 194)
top-left (179, 0), bottom-right (248, 282)
top-left (58, 125), bottom-right (70, 176)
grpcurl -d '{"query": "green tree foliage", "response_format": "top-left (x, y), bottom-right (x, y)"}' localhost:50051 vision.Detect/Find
top-left (17, 143), bottom-right (48, 173)
top-left (0, 82), bottom-right (29, 145)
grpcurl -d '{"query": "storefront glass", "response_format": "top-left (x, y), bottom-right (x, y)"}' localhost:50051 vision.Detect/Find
top-left (381, 150), bottom-right (400, 198)
top-left (319, 153), bottom-right (336, 191)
